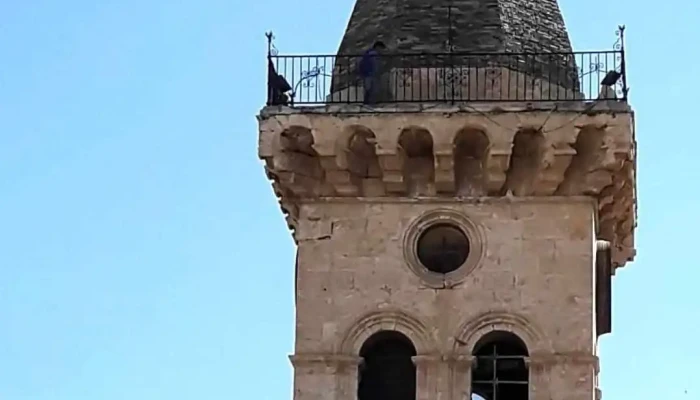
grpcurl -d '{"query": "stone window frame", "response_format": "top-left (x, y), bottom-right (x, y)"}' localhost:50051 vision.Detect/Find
top-left (334, 310), bottom-right (441, 400)
top-left (449, 311), bottom-right (546, 400)
top-left (337, 310), bottom-right (437, 355)
top-left (402, 209), bottom-right (485, 288)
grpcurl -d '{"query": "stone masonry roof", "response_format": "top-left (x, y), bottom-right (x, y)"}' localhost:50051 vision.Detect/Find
top-left (337, 0), bottom-right (574, 55)
top-left (331, 0), bottom-right (578, 95)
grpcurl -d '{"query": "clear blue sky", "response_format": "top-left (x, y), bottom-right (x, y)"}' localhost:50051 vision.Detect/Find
top-left (0, 0), bottom-right (698, 399)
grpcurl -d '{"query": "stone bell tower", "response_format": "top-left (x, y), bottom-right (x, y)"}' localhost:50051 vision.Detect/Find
top-left (259, 1), bottom-right (636, 399)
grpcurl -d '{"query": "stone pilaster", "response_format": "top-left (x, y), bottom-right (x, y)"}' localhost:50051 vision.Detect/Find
top-left (412, 355), bottom-right (444, 400)
top-left (527, 352), bottom-right (599, 400)
top-left (447, 355), bottom-right (474, 400)
top-left (526, 355), bottom-right (553, 400)
top-left (290, 354), bottom-right (363, 400)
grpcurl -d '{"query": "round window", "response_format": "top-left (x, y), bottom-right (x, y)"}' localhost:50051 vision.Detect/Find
top-left (416, 224), bottom-right (470, 274)
top-left (403, 209), bottom-right (484, 288)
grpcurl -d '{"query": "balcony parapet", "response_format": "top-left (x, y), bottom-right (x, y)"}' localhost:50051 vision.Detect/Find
top-left (267, 51), bottom-right (627, 106)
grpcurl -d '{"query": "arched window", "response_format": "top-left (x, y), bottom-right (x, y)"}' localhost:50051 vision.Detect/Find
top-left (471, 331), bottom-right (529, 400)
top-left (358, 330), bottom-right (417, 400)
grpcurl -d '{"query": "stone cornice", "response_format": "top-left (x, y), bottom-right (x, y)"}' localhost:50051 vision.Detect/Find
top-left (289, 354), bottom-right (363, 367)
top-left (260, 108), bottom-right (636, 269)
top-left (260, 101), bottom-right (633, 118)
top-left (289, 352), bottom-right (597, 370)
top-left (295, 195), bottom-right (596, 205)
top-left (527, 352), bottom-right (600, 373)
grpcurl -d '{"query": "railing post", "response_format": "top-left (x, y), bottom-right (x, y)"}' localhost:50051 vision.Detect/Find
top-left (265, 31), bottom-right (274, 106)
top-left (447, 2), bottom-right (456, 105)
top-left (619, 25), bottom-right (628, 100)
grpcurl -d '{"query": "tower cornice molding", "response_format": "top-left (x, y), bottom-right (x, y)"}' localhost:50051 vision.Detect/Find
top-left (288, 352), bottom-right (598, 370)
top-left (259, 107), bottom-right (636, 269)
top-left (527, 352), bottom-right (600, 373)
top-left (294, 195), bottom-right (596, 205)
top-left (289, 354), bottom-right (363, 367)
top-left (259, 102), bottom-right (634, 118)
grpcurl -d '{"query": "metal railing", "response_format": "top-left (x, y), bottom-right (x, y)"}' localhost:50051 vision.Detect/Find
top-left (265, 28), bottom-right (628, 106)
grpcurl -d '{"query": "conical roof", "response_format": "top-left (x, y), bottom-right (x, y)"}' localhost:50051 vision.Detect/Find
top-left (337, 0), bottom-right (574, 55)
top-left (328, 0), bottom-right (581, 98)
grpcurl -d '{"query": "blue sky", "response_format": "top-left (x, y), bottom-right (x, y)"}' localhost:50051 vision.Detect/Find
top-left (0, 0), bottom-right (698, 399)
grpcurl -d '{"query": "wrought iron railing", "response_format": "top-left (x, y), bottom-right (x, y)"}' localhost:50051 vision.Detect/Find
top-left (265, 27), bottom-right (628, 106)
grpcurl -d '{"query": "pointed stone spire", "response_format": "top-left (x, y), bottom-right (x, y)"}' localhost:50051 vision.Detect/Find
top-left (337, 0), bottom-right (574, 55)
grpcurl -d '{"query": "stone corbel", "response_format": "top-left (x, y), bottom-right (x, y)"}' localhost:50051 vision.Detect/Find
top-left (257, 126), bottom-right (276, 159)
top-left (433, 144), bottom-right (455, 194)
top-left (484, 148), bottom-right (511, 195)
top-left (376, 148), bottom-right (406, 194)
top-left (580, 127), bottom-right (623, 196)
top-left (276, 171), bottom-right (319, 197)
top-left (533, 145), bottom-right (576, 195)
top-left (325, 169), bottom-right (361, 196)
top-left (316, 148), bottom-right (362, 196)
top-left (279, 199), bottom-right (299, 236)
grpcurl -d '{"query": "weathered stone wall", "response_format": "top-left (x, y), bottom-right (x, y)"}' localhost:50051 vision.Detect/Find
top-left (291, 199), bottom-right (598, 400)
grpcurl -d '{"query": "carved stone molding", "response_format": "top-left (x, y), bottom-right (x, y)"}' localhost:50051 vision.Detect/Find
top-left (445, 354), bottom-right (475, 366)
top-left (527, 352), bottom-right (600, 373)
top-left (290, 353), bottom-right (363, 400)
top-left (289, 354), bottom-right (363, 367)
top-left (258, 107), bottom-right (637, 270)
top-left (452, 310), bottom-right (547, 354)
top-left (402, 209), bottom-right (486, 289)
top-left (337, 309), bottom-right (439, 355)
top-left (411, 354), bottom-right (444, 366)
